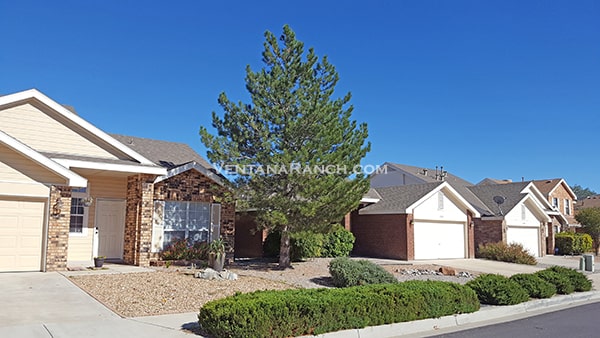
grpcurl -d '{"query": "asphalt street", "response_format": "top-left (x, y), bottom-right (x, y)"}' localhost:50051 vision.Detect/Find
top-left (432, 300), bottom-right (600, 338)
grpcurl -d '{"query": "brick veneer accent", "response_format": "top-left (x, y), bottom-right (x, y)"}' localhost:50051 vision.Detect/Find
top-left (153, 170), bottom-right (236, 261)
top-left (350, 210), bottom-right (411, 260)
top-left (467, 210), bottom-right (475, 258)
top-left (124, 174), bottom-right (155, 266)
top-left (46, 186), bottom-right (72, 271)
top-left (473, 218), bottom-right (504, 256)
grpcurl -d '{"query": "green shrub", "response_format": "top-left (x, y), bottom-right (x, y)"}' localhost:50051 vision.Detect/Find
top-left (322, 225), bottom-right (355, 257)
top-left (198, 281), bottom-right (480, 338)
top-left (466, 274), bottom-right (529, 305)
top-left (555, 232), bottom-right (593, 255)
top-left (535, 270), bottom-right (575, 294)
top-left (477, 242), bottom-right (537, 265)
top-left (262, 231), bottom-right (281, 258)
top-left (329, 257), bottom-right (397, 287)
top-left (509, 273), bottom-right (556, 298)
top-left (545, 266), bottom-right (592, 292)
top-left (290, 231), bottom-right (324, 261)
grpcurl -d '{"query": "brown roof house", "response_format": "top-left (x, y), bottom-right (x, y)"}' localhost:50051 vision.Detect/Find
top-left (353, 163), bottom-right (554, 259)
top-left (350, 181), bottom-right (480, 260)
top-left (0, 89), bottom-right (233, 272)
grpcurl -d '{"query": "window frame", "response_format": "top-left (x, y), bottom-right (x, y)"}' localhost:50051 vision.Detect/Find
top-left (564, 199), bottom-right (571, 215)
top-left (158, 200), bottom-right (221, 250)
top-left (69, 188), bottom-right (89, 236)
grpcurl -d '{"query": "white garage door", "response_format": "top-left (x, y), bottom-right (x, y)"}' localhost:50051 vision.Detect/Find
top-left (507, 226), bottom-right (539, 257)
top-left (414, 221), bottom-right (466, 259)
top-left (0, 199), bottom-right (45, 272)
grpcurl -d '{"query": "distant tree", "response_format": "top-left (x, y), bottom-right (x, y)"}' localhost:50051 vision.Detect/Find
top-left (575, 207), bottom-right (600, 254)
top-left (200, 25), bottom-right (370, 268)
top-left (571, 184), bottom-right (597, 200)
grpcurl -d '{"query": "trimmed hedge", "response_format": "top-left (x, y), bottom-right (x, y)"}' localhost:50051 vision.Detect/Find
top-left (545, 266), bottom-right (592, 292)
top-left (509, 273), bottom-right (556, 299)
top-left (555, 232), bottom-right (593, 255)
top-left (198, 281), bottom-right (480, 338)
top-left (290, 231), bottom-right (324, 261)
top-left (466, 274), bottom-right (529, 305)
top-left (534, 270), bottom-right (575, 294)
top-left (477, 242), bottom-right (537, 265)
top-left (329, 257), bottom-right (397, 287)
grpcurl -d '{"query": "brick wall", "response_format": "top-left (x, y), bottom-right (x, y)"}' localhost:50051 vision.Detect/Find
top-left (153, 170), bottom-right (236, 261)
top-left (350, 210), bottom-right (411, 260)
top-left (467, 211), bottom-right (475, 258)
top-left (473, 218), bottom-right (504, 255)
top-left (124, 174), bottom-right (155, 266)
top-left (549, 185), bottom-right (577, 225)
top-left (234, 211), bottom-right (265, 258)
top-left (46, 186), bottom-right (71, 271)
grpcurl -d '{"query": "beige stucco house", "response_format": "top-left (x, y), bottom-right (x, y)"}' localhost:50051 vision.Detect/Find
top-left (0, 89), bottom-right (233, 272)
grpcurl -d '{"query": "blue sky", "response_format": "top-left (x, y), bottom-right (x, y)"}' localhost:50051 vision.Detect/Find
top-left (1, 1), bottom-right (599, 191)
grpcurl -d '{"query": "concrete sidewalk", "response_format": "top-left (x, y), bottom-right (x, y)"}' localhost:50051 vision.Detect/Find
top-left (0, 272), bottom-right (194, 338)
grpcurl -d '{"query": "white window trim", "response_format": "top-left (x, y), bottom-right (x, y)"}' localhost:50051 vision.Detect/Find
top-left (69, 190), bottom-right (89, 237)
top-left (564, 199), bottom-right (571, 215)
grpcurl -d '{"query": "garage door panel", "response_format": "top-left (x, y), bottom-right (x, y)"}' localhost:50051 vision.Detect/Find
top-left (0, 200), bottom-right (45, 272)
top-left (507, 226), bottom-right (539, 257)
top-left (414, 222), bottom-right (466, 259)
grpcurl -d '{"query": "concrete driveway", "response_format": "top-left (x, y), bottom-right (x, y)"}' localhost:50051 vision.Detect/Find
top-left (0, 272), bottom-right (195, 337)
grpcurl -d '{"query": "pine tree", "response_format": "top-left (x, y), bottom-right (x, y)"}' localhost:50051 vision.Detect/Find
top-left (200, 25), bottom-right (370, 268)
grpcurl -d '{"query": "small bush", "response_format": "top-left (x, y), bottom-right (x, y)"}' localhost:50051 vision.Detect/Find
top-left (466, 274), bottom-right (529, 305)
top-left (329, 257), bottom-right (397, 287)
top-left (290, 231), bottom-right (324, 261)
top-left (198, 281), bottom-right (480, 338)
top-left (545, 266), bottom-right (592, 292)
top-left (477, 242), bottom-right (537, 265)
top-left (160, 238), bottom-right (208, 261)
top-left (509, 273), bottom-right (556, 299)
top-left (555, 232), bottom-right (593, 255)
top-left (322, 225), bottom-right (355, 257)
top-left (535, 270), bottom-right (575, 294)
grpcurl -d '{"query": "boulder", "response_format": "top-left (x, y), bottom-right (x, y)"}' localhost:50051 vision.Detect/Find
top-left (438, 267), bottom-right (456, 276)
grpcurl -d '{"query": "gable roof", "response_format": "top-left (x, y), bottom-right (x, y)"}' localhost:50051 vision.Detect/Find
top-left (360, 182), bottom-right (444, 214)
top-left (110, 134), bottom-right (213, 170)
top-left (467, 182), bottom-right (532, 217)
top-left (382, 162), bottom-right (490, 215)
top-left (110, 134), bottom-right (226, 186)
top-left (532, 178), bottom-right (577, 200)
top-left (0, 89), bottom-right (157, 166)
top-left (0, 130), bottom-right (87, 187)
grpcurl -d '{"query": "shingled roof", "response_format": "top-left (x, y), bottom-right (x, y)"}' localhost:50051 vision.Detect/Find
top-left (467, 182), bottom-right (531, 217)
top-left (111, 134), bottom-right (213, 170)
top-left (384, 162), bottom-right (490, 215)
top-left (360, 182), bottom-right (444, 214)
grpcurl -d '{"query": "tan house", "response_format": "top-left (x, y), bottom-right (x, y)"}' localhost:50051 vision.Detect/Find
top-left (0, 89), bottom-right (233, 272)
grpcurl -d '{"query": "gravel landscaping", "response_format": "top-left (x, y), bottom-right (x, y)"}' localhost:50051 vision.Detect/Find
top-left (68, 257), bottom-right (478, 317)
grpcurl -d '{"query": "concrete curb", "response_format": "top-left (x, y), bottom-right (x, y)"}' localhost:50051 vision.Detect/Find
top-left (303, 291), bottom-right (600, 338)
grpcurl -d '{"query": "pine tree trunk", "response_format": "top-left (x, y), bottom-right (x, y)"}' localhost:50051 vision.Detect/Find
top-left (279, 226), bottom-right (291, 268)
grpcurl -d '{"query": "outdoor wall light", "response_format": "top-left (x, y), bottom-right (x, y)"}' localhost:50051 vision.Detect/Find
top-left (82, 196), bottom-right (94, 207)
top-left (51, 198), bottom-right (63, 219)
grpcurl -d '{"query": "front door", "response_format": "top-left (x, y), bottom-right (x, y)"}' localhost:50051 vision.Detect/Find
top-left (96, 199), bottom-right (126, 259)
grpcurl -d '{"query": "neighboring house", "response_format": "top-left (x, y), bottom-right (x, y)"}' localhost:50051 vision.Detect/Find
top-left (576, 195), bottom-right (600, 211)
top-left (0, 89), bottom-right (233, 272)
top-left (350, 181), bottom-right (480, 260)
top-left (353, 163), bottom-right (554, 259)
top-left (532, 178), bottom-right (578, 227)
top-left (467, 182), bottom-right (553, 257)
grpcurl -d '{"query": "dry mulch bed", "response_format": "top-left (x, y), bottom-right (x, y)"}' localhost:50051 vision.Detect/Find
top-left (68, 258), bottom-right (479, 318)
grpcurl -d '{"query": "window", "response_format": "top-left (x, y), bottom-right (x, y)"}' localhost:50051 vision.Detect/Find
top-left (552, 197), bottom-right (559, 209)
top-left (156, 201), bottom-right (220, 249)
top-left (69, 187), bottom-right (88, 234)
top-left (565, 199), bottom-right (571, 215)
top-left (521, 204), bottom-right (527, 220)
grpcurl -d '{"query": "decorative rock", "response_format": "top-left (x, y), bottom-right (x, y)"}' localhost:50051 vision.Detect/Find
top-left (194, 268), bottom-right (238, 281)
top-left (457, 271), bottom-right (474, 278)
top-left (200, 268), bottom-right (219, 280)
top-left (219, 271), bottom-right (239, 280)
top-left (439, 267), bottom-right (456, 276)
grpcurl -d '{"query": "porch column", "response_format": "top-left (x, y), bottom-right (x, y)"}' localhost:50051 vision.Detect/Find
top-left (46, 186), bottom-right (72, 271)
top-left (547, 220), bottom-right (556, 255)
top-left (467, 210), bottom-right (475, 258)
top-left (124, 174), bottom-right (155, 266)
